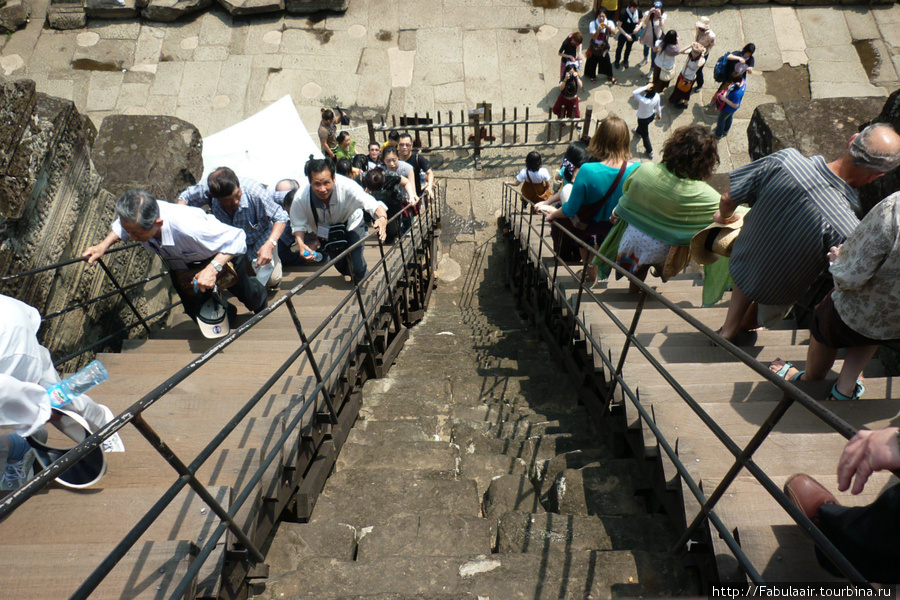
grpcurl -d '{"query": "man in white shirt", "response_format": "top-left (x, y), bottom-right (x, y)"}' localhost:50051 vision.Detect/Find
top-left (83, 189), bottom-right (267, 325)
top-left (0, 294), bottom-right (123, 489)
top-left (290, 159), bottom-right (389, 281)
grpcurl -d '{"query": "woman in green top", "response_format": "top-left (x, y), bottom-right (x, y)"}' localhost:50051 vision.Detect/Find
top-left (597, 124), bottom-right (721, 290)
top-left (333, 131), bottom-right (357, 162)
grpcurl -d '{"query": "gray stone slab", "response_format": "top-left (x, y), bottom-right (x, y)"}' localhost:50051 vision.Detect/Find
top-left (310, 469), bottom-right (481, 529)
top-left (805, 44), bottom-right (862, 63)
top-left (149, 60), bottom-right (184, 96)
top-left (796, 6), bottom-right (852, 48)
top-left (357, 514), bottom-right (493, 561)
top-left (261, 551), bottom-right (644, 599)
top-left (844, 6), bottom-right (877, 41)
top-left (459, 453), bottom-right (530, 497)
top-left (266, 522), bottom-right (357, 575)
top-left (808, 60), bottom-right (868, 85)
top-left (483, 474), bottom-right (543, 519)
top-left (547, 461), bottom-right (646, 517)
top-left (86, 70), bottom-right (124, 111)
top-left (869, 39), bottom-right (899, 84)
top-left (176, 58), bottom-right (221, 107)
top-left (871, 3), bottom-right (900, 26)
top-left (417, 27), bottom-right (463, 66)
top-left (810, 80), bottom-right (888, 100)
top-left (134, 26), bottom-right (165, 67)
top-left (198, 8), bottom-right (234, 45)
top-left (498, 511), bottom-right (676, 553)
top-left (336, 441), bottom-right (459, 473)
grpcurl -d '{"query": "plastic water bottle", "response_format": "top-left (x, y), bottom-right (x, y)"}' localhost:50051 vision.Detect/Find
top-left (303, 249), bottom-right (324, 262)
top-left (47, 360), bottom-right (109, 409)
top-left (251, 257), bottom-right (275, 285)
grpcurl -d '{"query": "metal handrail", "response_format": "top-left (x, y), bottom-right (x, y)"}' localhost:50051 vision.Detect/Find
top-left (0, 242), bottom-right (171, 366)
top-left (500, 183), bottom-right (883, 586)
top-left (0, 187), bottom-right (442, 599)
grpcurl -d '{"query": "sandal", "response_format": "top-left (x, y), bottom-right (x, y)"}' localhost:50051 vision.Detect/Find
top-left (827, 380), bottom-right (865, 401)
top-left (610, 77), bottom-right (618, 85)
top-left (769, 358), bottom-right (804, 381)
top-left (576, 267), bottom-right (598, 285)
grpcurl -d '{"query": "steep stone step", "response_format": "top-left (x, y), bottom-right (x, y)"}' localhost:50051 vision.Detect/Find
top-left (498, 510), bottom-right (678, 554)
top-left (483, 474), bottom-right (543, 519)
top-left (459, 453), bottom-right (531, 497)
top-left (346, 417), bottom-right (440, 444)
top-left (450, 413), bottom-right (595, 443)
top-left (259, 551), bottom-right (655, 599)
top-left (309, 469), bottom-right (480, 530)
top-left (546, 460), bottom-right (648, 517)
top-left (357, 514), bottom-right (494, 561)
top-left (336, 441), bottom-right (459, 475)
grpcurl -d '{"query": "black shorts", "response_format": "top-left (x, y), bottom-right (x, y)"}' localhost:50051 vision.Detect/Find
top-left (810, 290), bottom-right (894, 349)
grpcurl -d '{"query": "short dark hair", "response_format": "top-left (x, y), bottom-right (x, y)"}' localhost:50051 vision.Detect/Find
top-left (399, 133), bottom-right (413, 142)
top-left (742, 43), bottom-right (755, 55)
top-left (321, 108), bottom-right (334, 122)
top-left (661, 124), bottom-right (719, 181)
top-left (207, 167), bottom-right (239, 199)
top-left (337, 131), bottom-right (350, 144)
top-left (336, 158), bottom-right (353, 178)
top-left (306, 158), bottom-right (335, 182)
top-left (364, 168), bottom-right (386, 192)
top-left (388, 131), bottom-right (401, 142)
top-left (525, 151), bottom-right (542, 172)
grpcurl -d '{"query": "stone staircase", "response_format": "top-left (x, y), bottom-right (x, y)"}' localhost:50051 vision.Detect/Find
top-left (255, 238), bottom-right (695, 599)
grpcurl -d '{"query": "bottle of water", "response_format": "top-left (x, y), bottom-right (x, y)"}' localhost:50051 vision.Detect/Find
top-left (303, 249), bottom-right (324, 262)
top-left (47, 360), bottom-right (109, 409)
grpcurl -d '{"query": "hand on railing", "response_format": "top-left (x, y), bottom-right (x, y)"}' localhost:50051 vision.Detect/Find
top-left (837, 427), bottom-right (900, 495)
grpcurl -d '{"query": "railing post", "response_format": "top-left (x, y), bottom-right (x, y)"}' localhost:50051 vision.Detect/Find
top-left (97, 258), bottom-right (152, 336)
top-left (284, 296), bottom-right (338, 423)
top-left (582, 105), bottom-right (593, 140)
top-left (367, 118), bottom-right (376, 146)
top-left (472, 114), bottom-right (482, 171)
top-left (602, 288), bottom-right (647, 403)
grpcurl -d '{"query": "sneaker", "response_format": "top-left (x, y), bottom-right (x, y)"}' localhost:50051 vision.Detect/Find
top-left (623, 61), bottom-right (629, 69)
top-left (0, 450), bottom-right (35, 491)
top-left (637, 58), bottom-right (648, 67)
top-left (647, 150), bottom-right (654, 160)
top-left (631, 128), bottom-right (638, 134)
top-left (614, 61), bottom-right (620, 69)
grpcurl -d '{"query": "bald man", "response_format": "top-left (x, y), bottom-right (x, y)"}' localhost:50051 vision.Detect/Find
top-left (713, 123), bottom-right (900, 341)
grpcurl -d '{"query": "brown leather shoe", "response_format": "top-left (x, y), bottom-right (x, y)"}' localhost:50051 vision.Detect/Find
top-left (784, 474), bottom-right (839, 525)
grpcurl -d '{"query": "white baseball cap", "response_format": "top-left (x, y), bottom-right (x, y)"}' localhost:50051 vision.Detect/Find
top-left (197, 293), bottom-right (230, 339)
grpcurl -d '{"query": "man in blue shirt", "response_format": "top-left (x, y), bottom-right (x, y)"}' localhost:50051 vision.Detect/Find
top-left (178, 167), bottom-right (292, 288)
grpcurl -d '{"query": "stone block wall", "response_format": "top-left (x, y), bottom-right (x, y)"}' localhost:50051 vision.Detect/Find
top-left (0, 77), bottom-right (203, 368)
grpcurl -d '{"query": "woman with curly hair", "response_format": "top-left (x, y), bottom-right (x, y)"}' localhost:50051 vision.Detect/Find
top-left (594, 124), bottom-right (721, 290)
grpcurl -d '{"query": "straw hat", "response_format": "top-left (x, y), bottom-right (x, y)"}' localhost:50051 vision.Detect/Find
top-left (690, 220), bottom-right (742, 266)
top-left (695, 16), bottom-right (710, 30)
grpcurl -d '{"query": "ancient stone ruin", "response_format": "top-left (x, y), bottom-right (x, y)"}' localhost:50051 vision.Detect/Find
top-left (0, 76), bottom-right (202, 366)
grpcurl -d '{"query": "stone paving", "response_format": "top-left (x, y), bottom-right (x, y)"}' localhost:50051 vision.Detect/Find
top-left (2, 0), bottom-right (899, 176)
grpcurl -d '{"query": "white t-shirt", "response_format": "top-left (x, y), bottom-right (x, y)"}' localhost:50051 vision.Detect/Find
top-left (517, 168), bottom-right (551, 184)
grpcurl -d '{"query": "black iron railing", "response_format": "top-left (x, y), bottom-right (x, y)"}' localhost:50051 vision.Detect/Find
top-left (0, 188), bottom-right (442, 600)
top-left (0, 243), bottom-right (179, 368)
top-left (500, 183), bottom-right (892, 587)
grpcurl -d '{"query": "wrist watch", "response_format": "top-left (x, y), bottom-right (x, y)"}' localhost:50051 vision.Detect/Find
top-left (210, 260), bottom-right (224, 272)
top-left (268, 239), bottom-right (278, 248)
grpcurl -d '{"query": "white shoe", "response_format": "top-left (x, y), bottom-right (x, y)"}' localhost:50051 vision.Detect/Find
top-left (637, 59), bottom-right (648, 67)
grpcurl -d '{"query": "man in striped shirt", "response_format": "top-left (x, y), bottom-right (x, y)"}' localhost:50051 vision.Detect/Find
top-left (713, 123), bottom-right (900, 340)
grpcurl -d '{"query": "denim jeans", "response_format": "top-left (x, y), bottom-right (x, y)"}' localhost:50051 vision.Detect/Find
top-left (715, 110), bottom-right (735, 138)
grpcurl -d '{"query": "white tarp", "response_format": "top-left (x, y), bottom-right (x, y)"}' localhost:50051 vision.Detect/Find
top-left (200, 95), bottom-right (322, 188)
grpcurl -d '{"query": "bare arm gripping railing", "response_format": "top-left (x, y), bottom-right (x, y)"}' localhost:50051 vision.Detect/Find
top-left (0, 193), bottom-right (442, 599)
top-left (501, 184), bottom-right (885, 586)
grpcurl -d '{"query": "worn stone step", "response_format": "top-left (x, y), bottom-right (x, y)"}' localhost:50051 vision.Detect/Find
top-left (483, 474), bottom-right (543, 519)
top-left (498, 510), bottom-right (678, 554)
top-left (309, 469), bottom-right (480, 530)
top-left (357, 514), bottom-right (494, 561)
top-left (458, 453), bottom-right (531, 498)
top-left (547, 460), bottom-right (648, 517)
top-left (336, 441), bottom-right (459, 475)
top-left (450, 413), bottom-right (594, 443)
top-left (593, 328), bottom-right (812, 349)
top-left (537, 449), bottom-right (617, 495)
top-left (451, 421), bottom-right (605, 477)
top-left (366, 373), bottom-right (576, 407)
top-left (259, 550), bottom-right (659, 599)
top-left (265, 522), bottom-right (358, 575)
top-left (450, 403), bottom-right (589, 428)
top-left (346, 417), bottom-right (440, 444)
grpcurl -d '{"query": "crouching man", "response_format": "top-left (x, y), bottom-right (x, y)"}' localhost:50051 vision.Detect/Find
top-left (82, 189), bottom-right (267, 331)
